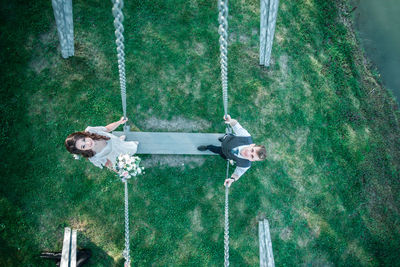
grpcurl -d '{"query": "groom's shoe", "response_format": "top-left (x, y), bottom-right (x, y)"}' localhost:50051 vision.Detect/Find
top-left (197, 145), bottom-right (208, 151)
top-left (218, 134), bottom-right (227, 142)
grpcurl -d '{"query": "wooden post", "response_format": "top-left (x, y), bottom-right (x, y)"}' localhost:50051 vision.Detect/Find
top-left (259, 219), bottom-right (275, 267)
top-left (259, 0), bottom-right (279, 66)
top-left (259, 219), bottom-right (267, 267)
top-left (60, 227), bottom-right (77, 267)
top-left (52, 0), bottom-right (74, 58)
top-left (259, 0), bottom-right (268, 66)
top-left (60, 227), bottom-right (71, 267)
top-left (70, 229), bottom-right (77, 267)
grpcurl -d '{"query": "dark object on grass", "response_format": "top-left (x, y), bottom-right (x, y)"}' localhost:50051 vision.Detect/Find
top-left (40, 249), bottom-right (92, 266)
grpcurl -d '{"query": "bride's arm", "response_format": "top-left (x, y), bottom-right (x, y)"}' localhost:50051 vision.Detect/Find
top-left (105, 117), bottom-right (128, 132)
top-left (105, 159), bottom-right (117, 173)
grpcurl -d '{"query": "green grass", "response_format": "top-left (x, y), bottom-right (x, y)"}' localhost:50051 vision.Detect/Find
top-left (1, 0), bottom-right (400, 266)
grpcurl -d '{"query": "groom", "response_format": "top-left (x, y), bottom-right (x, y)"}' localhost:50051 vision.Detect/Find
top-left (197, 115), bottom-right (266, 187)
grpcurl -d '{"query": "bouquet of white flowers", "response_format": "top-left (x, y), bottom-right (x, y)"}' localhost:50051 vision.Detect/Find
top-left (115, 154), bottom-right (145, 182)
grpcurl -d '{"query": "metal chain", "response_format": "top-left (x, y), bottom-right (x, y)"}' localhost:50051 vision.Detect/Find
top-left (218, 0), bottom-right (229, 117)
top-left (112, 0), bottom-right (127, 120)
top-left (122, 181), bottom-right (131, 266)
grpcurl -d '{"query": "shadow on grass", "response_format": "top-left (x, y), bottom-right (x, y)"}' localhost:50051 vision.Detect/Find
top-left (35, 233), bottom-right (115, 267)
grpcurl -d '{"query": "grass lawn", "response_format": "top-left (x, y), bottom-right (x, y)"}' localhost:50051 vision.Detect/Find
top-left (1, 0), bottom-right (399, 266)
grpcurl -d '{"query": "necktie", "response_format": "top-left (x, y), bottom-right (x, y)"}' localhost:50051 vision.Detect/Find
top-left (231, 148), bottom-right (239, 156)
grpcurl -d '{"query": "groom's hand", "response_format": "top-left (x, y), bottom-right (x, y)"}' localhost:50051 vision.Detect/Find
top-left (224, 178), bottom-right (234, 187)
top-left (223, 114), bottom-right (232, 123)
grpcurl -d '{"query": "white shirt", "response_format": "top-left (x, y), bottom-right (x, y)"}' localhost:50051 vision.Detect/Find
top-left (231, 123), bottom-right (251, 180)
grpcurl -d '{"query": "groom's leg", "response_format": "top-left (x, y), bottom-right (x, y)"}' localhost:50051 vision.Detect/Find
top-left (206, 145), bottom-right (227, 160)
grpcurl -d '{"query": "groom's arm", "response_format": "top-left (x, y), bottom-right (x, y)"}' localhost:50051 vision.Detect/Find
top-left (232, 122), bottom-right (251, 137)
top-left (224, 115), bottom-right (251, 137)
top-left (231, 166), bottom-right (250, 182)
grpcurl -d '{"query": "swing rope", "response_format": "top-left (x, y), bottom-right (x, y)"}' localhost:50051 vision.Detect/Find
top-left (218, 0), bottom-right (231, 266)
top-left (218, 0), bottom-right (229, 118)
top-left (224, 162), bottom-right (230, 267)
top-left (122, 180), bottom-right (130, 265)
top-left (111, 0), bottom-right (130, 266)
top-left (111, 0), bottom-right (231, 265)
top-left (112, 0), bottom-right (127, 120)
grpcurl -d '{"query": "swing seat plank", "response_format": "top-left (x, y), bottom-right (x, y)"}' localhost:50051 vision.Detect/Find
top-left (113, 131), bottom-right (225, 155)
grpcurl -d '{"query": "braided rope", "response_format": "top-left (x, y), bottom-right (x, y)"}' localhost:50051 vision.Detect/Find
top-left (218, 0), bottom-right (229, 117)
top-left (224, 164), bottom-right (230, 267)
top-left (122, 181), bottom-right (131, 266)
top-left (111, 0), bottom-right (130, 265)
top-left (218, 1), bottom-right (231, 266)
top-left (112, 0), bottom-right (127, 120)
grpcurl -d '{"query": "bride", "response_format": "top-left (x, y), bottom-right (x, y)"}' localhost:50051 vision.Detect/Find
top-left (65, 117), bottom-right (138, 171)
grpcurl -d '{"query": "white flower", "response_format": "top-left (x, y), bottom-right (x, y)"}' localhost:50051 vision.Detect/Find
top-left (73, 154), bottom-right (80, 160)
top-left (114, 154), bottom-right (144, 181)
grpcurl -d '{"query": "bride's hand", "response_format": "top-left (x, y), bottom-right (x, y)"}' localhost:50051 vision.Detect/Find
top-left (119, 117), bottom-right (128, 124)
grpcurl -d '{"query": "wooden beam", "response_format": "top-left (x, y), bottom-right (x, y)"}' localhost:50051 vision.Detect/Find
top-left (51, 0), bottom-right (74, 58)
top-left (60, 227), bottom-right (71, 267)
top-left (259, 219), bottom-right (275, 267)
top-left (259, 220), bottom-right (267, 267)
top-left (70, 229), bottom-right (77, 267)
top-left (260, 0), bottom-right (279, 66)
top-left (113, 132), bottom-right (225, 155)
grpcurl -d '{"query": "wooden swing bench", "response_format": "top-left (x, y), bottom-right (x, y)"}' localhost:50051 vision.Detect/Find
top-left (113, 131), bottom-right (225, 155)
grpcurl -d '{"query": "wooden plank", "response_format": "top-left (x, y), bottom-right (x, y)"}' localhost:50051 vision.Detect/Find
top-left (63, 0), bottom-right (74, 57)
top-left (264, 0), bottom-right (279, 66)
top-left (113, 132), bottom-right (225, 155)
top-left (52, 0), bottom-right (74, 58)
top-left (259, 219), bottom-right (275, 267)
top-left (263, 219), bottom-right (275, 267)
top-left (259, 220), bottom-right (267, 267)
top-left (259, 0), bottom-right (270, 65)
top-left (60, 227), bottom-right (71, 267)
top-left (70, 230), bottom-right (77, 267)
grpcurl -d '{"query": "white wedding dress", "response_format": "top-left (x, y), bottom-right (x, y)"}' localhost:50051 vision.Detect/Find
top-left (85, 126), bottom-right (138, 169)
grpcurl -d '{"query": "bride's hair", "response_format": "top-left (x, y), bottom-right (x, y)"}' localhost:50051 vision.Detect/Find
top-left (65, 131), bottom-right (110, 158)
